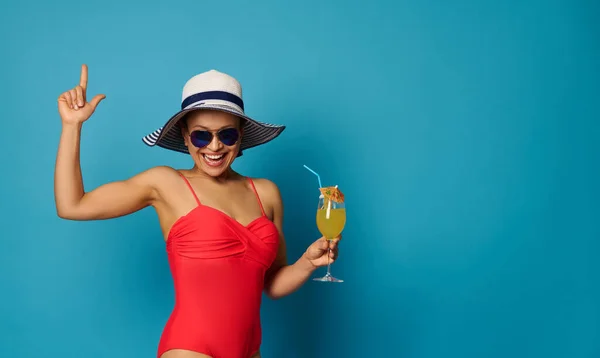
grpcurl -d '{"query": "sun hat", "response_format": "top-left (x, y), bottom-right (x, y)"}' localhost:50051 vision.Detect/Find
top-left (142, 69), bottom-right (285, 156)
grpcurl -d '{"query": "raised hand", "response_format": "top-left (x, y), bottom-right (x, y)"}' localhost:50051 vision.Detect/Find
top-left (57, 64), bottom-right (106, 125)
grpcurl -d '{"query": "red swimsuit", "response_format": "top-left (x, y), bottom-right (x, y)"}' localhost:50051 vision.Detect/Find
top-left (157, 174), bottom-right (280, 358)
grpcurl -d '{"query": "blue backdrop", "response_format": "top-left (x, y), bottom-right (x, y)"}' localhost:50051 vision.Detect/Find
top-left (1, 1), bottom-right (598, 357)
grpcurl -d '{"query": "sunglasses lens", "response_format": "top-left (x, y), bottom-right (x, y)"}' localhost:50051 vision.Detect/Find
top-left (218, 128), bottom-right (240, 146)
top-left (190, 131), bottom-right (212, 148)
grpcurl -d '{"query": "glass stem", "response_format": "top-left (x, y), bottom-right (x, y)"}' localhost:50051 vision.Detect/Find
top-left (326, 242), bottom-right (332, 277)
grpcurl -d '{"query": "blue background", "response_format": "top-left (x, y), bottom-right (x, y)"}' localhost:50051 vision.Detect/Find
top-left (1, 1), bottom-right (599, 357)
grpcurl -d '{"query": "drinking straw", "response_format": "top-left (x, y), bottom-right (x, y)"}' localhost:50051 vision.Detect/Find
top-left (303, 165), bottom-right (322, 188)
top-left (325, 185), bottom-right (338, 219)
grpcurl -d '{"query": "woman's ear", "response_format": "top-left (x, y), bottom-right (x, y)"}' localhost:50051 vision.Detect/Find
top-left (179, 117), bottom-right (189, 146)
top-left (181, 128), bottom-right (188, 146)
top-left (239, 118), bottom-right (246, 136)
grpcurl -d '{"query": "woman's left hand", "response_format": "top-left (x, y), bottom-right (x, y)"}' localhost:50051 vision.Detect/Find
top-left (303, 235), bottom-right (341, 268)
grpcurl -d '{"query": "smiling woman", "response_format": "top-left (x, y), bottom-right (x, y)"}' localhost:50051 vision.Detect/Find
top-left (53, 65), bottom-right (342, 358)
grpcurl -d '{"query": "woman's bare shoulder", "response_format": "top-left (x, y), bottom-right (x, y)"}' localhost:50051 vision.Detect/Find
top-left (135, 165), bottom-right (185, 188)
top-left (139, 165), bottom-right (179, 178)
top-left (249, 177), bottom-right (283, 211)
top-left (250, 177), bottom-right (280, 194)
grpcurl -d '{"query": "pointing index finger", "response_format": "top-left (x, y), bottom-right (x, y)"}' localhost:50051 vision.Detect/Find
top-left (79, 64), bottom-right (88, 90)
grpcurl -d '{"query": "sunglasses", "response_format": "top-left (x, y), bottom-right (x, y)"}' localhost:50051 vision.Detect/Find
top-left (189, 127), bottom-right (240, 148)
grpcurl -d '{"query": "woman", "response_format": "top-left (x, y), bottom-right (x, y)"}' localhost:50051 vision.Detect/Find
top-left (54, 65), bottom-right (340, 358)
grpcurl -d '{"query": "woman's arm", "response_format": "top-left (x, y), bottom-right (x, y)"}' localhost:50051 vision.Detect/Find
top-left (54, 64), bottom-right (160, 221)
top-left (54, 124), bottom-right (160, 220)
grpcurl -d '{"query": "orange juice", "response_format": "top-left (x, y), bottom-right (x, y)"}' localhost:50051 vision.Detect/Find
top-left (316, 208), bottom-right (346, 239)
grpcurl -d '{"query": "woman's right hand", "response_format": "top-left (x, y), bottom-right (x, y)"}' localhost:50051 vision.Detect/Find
top-left (57, 64), bottom-right (106, 125)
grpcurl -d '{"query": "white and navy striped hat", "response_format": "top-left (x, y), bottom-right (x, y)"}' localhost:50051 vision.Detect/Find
top-left (142, 69), bottom-right (285, 156)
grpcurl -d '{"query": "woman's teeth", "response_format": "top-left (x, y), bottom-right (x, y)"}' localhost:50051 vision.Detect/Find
top-left (203, 154), bottom-right (226, 167)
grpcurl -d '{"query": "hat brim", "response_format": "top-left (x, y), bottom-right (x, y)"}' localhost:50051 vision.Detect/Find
top-left (142, 103), bottom-right (285, 155)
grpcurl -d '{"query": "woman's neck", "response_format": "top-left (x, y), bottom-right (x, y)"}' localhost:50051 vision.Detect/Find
top-left (189, 166), bottom-right (239, 183)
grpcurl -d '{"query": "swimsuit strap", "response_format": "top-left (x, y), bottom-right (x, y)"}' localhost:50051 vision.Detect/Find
top-left (177, 172), bottom-right (202, 206)
top-left (247, 178), bottom-right (266, 217)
